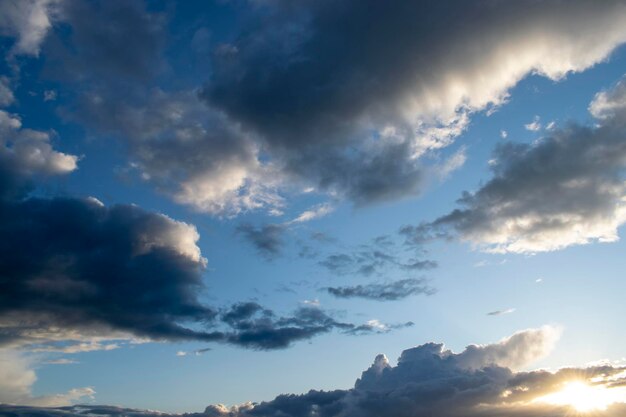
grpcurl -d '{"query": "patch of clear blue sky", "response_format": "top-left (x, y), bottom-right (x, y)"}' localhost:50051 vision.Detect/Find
top-left (24, 11), bottom-right (626, 411)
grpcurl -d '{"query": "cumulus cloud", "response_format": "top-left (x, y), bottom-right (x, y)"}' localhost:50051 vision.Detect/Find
top-left (0, 110), bottom-right (78, 198)
top-left (25, 0), bottom-right (626, 215)
top-left (325, 278), bottom-right (436, 301)
top-left (71, 88), bottom-right (282, 216)
top-left (6, 327), bottom-right (622, 417)
top-left (0, 113), bottom-right (408, 353)
top-left (403, 74), bottom-right (626, 253)
top-left (200, 0), bottom-right (626, 206)
top-left (0, 350), bottom-right (94, 407)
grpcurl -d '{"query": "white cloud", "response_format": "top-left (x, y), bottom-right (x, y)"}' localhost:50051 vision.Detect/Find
top-left (288, 203), bottom-right (334, 224)
top-left (0, 350), bottom-right (94, 406)
top-left (525, 116), bottom-right (542, 131)
top-left (0, 0), bottom-right (60, 57)
top-left (426, 74), bottom-right (626, 253)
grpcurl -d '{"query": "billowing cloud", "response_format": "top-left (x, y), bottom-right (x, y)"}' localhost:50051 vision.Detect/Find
top-left (200, 0), bottom-right (626, 206)
top-left (404, 75), bottom-right (626, 253)
top-left (7, 327), bottom-right (624, 417)
top-left (16, 0), bottom-right (624, 216)
top-left (325, 278), bottom-right (436, 301)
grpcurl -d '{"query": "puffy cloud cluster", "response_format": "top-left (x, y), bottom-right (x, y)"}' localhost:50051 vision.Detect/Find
top-left (404, 74), bottom-right (626, 253)
top-left (6, 327), bottom-right (626, 417)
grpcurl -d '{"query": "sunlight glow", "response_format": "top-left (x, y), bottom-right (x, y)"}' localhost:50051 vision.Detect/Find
top-left (536, 380), bottom-right (626, 412)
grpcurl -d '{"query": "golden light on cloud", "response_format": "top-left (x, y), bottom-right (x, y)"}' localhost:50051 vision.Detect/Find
top-left (535, 380), bottom-right (626, 412)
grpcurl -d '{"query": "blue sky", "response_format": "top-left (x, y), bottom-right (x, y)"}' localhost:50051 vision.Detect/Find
top-left (2, 1), bottom-right (626, 416)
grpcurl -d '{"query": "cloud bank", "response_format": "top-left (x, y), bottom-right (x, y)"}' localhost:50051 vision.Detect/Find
top-left (5, 327), bottom-right (626, 417)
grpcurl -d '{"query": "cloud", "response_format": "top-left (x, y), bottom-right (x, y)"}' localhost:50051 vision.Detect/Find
top-left (0, 350), bottom-right (94, 407)
top-left (487, 308), bottom-right (516, 316)
top-left (219, 302), bottom-right (407, 350)
top-left (236, 223), bottom-right (286, 259)
top-left (0, 110), bottom-right (78, 199)
top-left (0, 0), bottom-right (59, 57)
top-left (200, 0), bottom-right (626, 206)
top-left (325, 278), bottom-right (436, 301)
top-left (288, 203), bottom-right (334, 224)
top-left (7, 327), bottom-right (622, 417)
top-left (43, 90), bottom-right (57, 102)
top-left (30, 0), bottom-right (626, 215)
top-left (0, 115), bottom-right (404, 353)
top-left (524, 116), bottom-right (542, 132)
top-left (0, 78), bottom-right (15, 107)
top-left (403, 74), bottom-right (626, 253)
top-left (318, 238), bottom-right (437, 277)
top-left (45, 0), bottom-right (165, 81)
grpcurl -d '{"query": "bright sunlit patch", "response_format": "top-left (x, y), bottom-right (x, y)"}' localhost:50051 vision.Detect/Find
top-left (536, 380), bottom-right (626, 412)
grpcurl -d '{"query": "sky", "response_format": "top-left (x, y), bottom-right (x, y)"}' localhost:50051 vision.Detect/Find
top-left (2, 1), bottom-right (626, 416)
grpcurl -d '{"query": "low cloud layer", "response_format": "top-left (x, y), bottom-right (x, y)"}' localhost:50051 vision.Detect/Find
top-left (403, 74), bottom-right (626, 253)
top-left (6, 327), bottom-right (625, 417)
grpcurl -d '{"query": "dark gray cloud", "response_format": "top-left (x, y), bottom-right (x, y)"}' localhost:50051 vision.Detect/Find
top-left (46, 0), bottom-right (165, 81)
top-left (0, 194), bottom-right (223, 347)
top-left (402, 74), bottom-right (626, 253)
top-left (325, 278), bottom-right (436, 301)
top-left (8, 327), bottom-right (622, 417)
top-left (200, 0), bottom-right (626, 206)
top-left (487, 308), bottom-right (516, 316)
top-left (22, 0), bottom-right (625, 215)
top-left (0, 113), bottom-right (409, 352)
top-left (236, 223), bottom-right (286, 259)
top-left (317, 236), bottom-right (437, 277)
top-left (0, 120), bottom-right (220, 345)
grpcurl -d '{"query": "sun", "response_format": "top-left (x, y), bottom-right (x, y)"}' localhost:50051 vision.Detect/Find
top-left (536, 380), bottom-right (626, 412)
